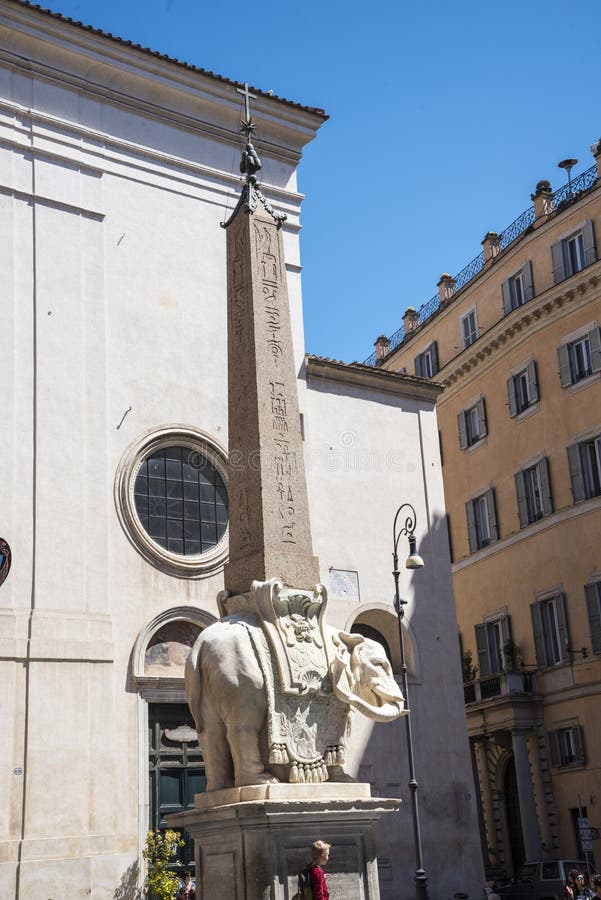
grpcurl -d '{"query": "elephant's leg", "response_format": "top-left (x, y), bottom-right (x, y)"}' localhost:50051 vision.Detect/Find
top-left (199, 717), bottom-right (234, 792)
top-left (227, 720), bottom-right (278, 787)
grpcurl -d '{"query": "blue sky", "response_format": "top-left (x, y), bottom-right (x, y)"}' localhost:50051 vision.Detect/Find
top-left (35, 0), bottom-right (601, 362)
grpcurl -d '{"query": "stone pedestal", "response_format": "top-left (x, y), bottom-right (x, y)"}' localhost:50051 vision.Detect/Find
top-left (167, 783), bottom-right (399, 900)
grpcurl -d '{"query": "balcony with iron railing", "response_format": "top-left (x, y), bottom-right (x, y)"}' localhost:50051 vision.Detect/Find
top-left (363, 162), bottom-right (599, 367)
top-left (463, 670), bottom-right (536, 706)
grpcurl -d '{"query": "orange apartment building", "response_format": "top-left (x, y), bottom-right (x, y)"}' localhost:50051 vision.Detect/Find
top-left (367, 141), bottom-right (601, 878)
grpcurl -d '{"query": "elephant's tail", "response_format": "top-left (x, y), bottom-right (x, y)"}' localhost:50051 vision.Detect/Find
top-left (185, 639), bottom-right (204, 733)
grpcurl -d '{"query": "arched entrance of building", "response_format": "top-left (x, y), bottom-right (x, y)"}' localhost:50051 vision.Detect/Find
top-left (133, 607), bottom-right (217, 874)
top-left (504, 756), bottom-right (525, 874)
top-left (344, 601), bottom-right (420, 680)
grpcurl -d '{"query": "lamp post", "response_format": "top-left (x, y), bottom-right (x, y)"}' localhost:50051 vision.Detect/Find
top-left (392, 502), bottom-right (428, 900)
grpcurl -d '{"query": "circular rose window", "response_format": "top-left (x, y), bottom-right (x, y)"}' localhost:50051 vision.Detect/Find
top-left (134, 446), bottom-right (227, 556)
top-left (116, 427), bottom-right (229, 577)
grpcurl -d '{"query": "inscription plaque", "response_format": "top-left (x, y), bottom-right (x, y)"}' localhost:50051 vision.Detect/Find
top-left (329, 568), bottom-right (360, 602)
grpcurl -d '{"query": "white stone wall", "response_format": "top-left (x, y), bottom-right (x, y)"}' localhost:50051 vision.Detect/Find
top-left (0, 3), bottom-right (484, 898)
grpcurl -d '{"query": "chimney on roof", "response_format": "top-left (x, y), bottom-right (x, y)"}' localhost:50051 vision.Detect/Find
top-left (531, 179), bottom-right (554, 220)
top-left (374, 334), bottom-right (390, 363)
top-left (437, 273), bottom-right (456, 306)
top-left (402, 307), bottom-right (419, 336)
top-left (592, 138), bottom-right (601, 180)
top-left (482, 231), bottom-right (501, 262)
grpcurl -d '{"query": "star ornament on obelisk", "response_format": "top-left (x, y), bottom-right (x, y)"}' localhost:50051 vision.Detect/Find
top-left (221, 81), bottom-right (320, 596)
top-left (221, 82), bottom-right (286, 229)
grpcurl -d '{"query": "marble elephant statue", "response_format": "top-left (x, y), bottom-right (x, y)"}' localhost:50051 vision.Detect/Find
top-left (185, 618), bottom-right (405, 791)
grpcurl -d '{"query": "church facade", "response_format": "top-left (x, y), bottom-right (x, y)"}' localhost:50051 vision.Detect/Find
top-left (0, 2), bottom-right (483, 897)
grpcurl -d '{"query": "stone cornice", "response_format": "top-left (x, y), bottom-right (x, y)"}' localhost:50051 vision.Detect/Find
top-left (452, 494), bottom-right (601, 574)
top-left (439, 261), bottom-right (601, 396)
top-left (305, 355), bottom-right (442, 403)
top-left (0, 1), bottom-right (326, 165)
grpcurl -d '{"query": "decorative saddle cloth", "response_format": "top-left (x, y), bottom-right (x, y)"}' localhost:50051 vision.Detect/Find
top-left (221, 579), bottom-right (349, 783)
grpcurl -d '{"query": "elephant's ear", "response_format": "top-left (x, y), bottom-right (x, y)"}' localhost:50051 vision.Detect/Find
top-left (338, 631), bottom-right (364, 652)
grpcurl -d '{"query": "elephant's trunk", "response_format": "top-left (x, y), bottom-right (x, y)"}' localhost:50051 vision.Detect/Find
top-left (346, 692), bottom-right (406, 723)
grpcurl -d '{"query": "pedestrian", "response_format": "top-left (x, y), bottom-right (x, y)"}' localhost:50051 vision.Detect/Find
top-left (591, 874), bottom-right (601, 898)
top-left (566, 869), bottom-right (580, 898)
top-left (175, 869), bottom-right (196, 899)
top-left (307, 839), bottom-right (331, 900)
top-left (574, 872), bottom-right (593, 899)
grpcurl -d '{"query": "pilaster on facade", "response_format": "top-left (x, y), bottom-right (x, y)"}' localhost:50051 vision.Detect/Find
top-left (473, 738), bottom-right (498, 869)
top-left (528, 725), bottom-right (559, 853)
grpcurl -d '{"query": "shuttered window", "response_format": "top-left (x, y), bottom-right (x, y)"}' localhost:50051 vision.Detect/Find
top-left (515, 457), bottom-right (553, 526)
top-left (557, 327), bottom-right (601, 388)
top-left (458, 398), bottom-right (487, 449)
top-left (530, 593), bottom-right (568, 667)
top-left (551, 221), bottom-right (596, 284)
top-left (567, 434), bottom-right (601, 502)
top-left (414, 341), bottom-right (439, 378)
top-left (502, 262), bottom-right (535, 315)
top-left (508, 361), bottom-right (538, 416)
top-left (466, 488), bottom-right (498, 552)
top-left (474, 616), bottom-right (510, 676)
top-left (585, 582), bottom-right (601, 654)
top-left (461, 309), bottom-right (478, 348)
top-left (548, 726), bottom-right (585, 767)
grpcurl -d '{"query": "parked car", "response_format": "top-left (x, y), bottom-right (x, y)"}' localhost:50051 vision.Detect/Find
top-left (495, 859), bottom-right (588, 900)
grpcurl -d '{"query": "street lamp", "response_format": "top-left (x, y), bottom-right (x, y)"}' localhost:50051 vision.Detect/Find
top-left (392, 502), bottom-right (427, 900)
top-left (558, 158), bottom-right (578, 197)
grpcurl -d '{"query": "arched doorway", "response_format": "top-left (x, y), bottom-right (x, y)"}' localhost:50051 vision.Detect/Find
top-left (350, 622), bottom-right (393, 664)
top-left (133, 607), bottom-right (218, 875)
top-left (504, 756), bottom-right (525, 874)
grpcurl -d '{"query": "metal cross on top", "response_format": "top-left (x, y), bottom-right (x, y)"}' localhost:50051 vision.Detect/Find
top-left (237, 81), bottom-right (257, 138)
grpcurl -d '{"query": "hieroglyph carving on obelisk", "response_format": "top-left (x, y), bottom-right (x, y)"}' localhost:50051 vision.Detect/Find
top-left (222, 83), bottom-right (320, 595)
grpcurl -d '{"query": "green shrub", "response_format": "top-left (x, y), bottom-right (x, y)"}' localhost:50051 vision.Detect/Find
top-left (143, 828), bottom-right (185, 900)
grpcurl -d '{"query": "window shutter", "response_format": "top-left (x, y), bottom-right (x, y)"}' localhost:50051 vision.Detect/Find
top-left (461, 316), bottom-right (469, 347)
top-left (466, 500), bottom-right (477, 553)
top-left (475, 623), bottom-right (491, 677)
top-left (538, 457), bottom-right (553, 517)
top-left (551, 240), bottom-right (565, 284)
top-left (567, 443), bottom-right (585, 502)
top-left (572, 726), bottom-right (585, 766)
top-left (548, 729), bottom-right (561, 767)
top-left (530, 601), bottom-right (545, 666)
top-left (507, 375), bottom-right (518, 417)
top-left (557, 344), bottom-right (571, 388)
top-left (477, 397), bottom-right (487, 438)
top-left (582, 220), bottom-right (597, 267)
top-left (458, 411), bottom-right (468, 450)
top-left (589, 327), bottom-right (601, 374)
top-left (445, 513), bottom-right (453, 563)
top-left (585, 583), bottom-right (601, 654)
top-left (430, 341), bottom-right (439, 375)
top-left (502, 279), bottom-right (513, 316)
top-left (527, 360), bottom-right (538, 403)
top-left (555, 592), bottom-right (569, 662)
top-left (515, 470), bottom-right (529, 527)
top-left (414, 353), bottom-right (423, 378)
top-left (485, 487), bottom-right (498, 541)
top-left (522, 261), bottom-right (534, 302)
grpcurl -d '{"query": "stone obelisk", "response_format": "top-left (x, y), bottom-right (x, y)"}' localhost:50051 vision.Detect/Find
top-left (222, 84), bottom-right (320, 596)
top-left (167, 85), bottom-right (397, 900)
